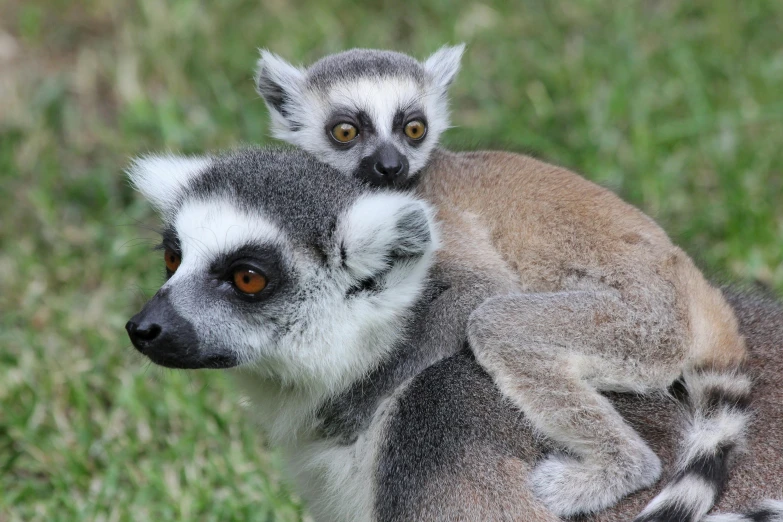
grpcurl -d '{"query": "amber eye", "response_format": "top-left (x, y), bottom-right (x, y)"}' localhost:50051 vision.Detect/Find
top-left (232, 268), bottom-right (267, 295)
top-left (331, 122), bottom-right (358, 143)
top-left (164, 248), bottom-right (181, 273)
top-left (404, 120), bottom-right (426, 140)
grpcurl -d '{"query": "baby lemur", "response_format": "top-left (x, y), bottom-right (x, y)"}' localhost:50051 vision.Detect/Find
top-left (255, 46), bottom-right (751, 518)
top-left (125, 148), bottom-right (782, 521)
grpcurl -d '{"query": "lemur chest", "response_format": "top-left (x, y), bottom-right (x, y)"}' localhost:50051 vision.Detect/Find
top-left (280, 395), bottom-right (397, 522)
top-left (283, 437), bottom-right (378, 522)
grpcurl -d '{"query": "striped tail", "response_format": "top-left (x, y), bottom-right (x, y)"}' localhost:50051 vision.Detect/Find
top-left (703, 500), bottom-right (783, 522)
top-left (634, 369), bottom-right (753, 522)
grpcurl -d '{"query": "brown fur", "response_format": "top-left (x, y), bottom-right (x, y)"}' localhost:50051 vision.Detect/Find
top-left (414, 454), bottom-right (560, 522)
top-left (596, 291), bottom-right (783, 520)
top-left (421, 148), bottom-right (744, 370)
top-left (416, 148), bottom-right (749, 514)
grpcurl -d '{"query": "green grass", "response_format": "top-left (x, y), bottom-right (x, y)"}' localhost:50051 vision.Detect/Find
top-left (1, 0), bottom-right (781, 520)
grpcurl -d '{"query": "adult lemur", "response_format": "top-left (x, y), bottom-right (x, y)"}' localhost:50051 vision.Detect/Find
top-left (125, 148), bottom-right (782, 521)
top-left (254, 47), bottom-right (752, 518)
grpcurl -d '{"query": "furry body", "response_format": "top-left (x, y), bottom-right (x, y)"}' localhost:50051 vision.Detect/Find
top-left (420, 148), bottom-right (751, 518)
top-left (363, 289), bottom-right (782, 522)
top-left (255, 47), bottom-right (751, 516)
top-left (126, 149), bottom-right (781, 522)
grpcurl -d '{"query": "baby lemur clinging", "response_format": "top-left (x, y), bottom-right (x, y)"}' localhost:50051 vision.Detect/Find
top-left (255, 46), bottom-right (751, 518)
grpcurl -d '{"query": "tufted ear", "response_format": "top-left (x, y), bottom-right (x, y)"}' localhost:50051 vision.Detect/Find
top-left (126, 154), bottom-right (212, 216)
top-left (423, 44), bottom-right (465, 90)
top-left (255, 50), bottom-right (306, 134)
top-left (337, 192), bottom-right (439, 280)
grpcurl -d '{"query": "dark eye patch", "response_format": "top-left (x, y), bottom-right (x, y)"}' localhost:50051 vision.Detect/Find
top-left (205, 244), bottom-right (289, 305)
top-left (392, 110), bottom-right (406, 131)
top-left (153, 228), bottom-right (181, 280)
top-left (355, 111), bottom-right (375, 134)
top-left (156, 226), bottom-right (180, 251)
top-left (208, 245), bottom-right (283, 280)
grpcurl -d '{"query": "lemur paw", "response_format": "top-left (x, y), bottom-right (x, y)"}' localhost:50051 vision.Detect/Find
top-left (531, 450), bottom-right (662, 517)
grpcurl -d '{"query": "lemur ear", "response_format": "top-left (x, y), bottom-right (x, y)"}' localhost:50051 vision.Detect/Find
top-left (423, 44), bottom-right (465, 90)
top-left (255, 50), bottom-right (305, 125)
top-left (127, 154), bottom-right (212, 216)
top-left (338, 193), bottom-right (439, 279)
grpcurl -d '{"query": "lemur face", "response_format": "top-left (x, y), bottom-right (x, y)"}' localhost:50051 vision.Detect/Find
top-left (126, 149), bottom-right (438, 389)
top-left (256, 45), bottom-right (464, 189)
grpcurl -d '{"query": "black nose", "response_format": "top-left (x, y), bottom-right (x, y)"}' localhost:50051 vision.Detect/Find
top-left (126, 292), bottom-right (222, 369)
top-left (357, 144), bottom-right (410, 187)
top-left (374, 159), bottom-right (404, 178)
top-left (126, 320), bottom-right (162, 348)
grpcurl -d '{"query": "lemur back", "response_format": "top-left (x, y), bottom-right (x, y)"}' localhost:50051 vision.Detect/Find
top-left (255, 47), bottom-right (752, 519)
top-left (422, 148), bottom-right (742, 370)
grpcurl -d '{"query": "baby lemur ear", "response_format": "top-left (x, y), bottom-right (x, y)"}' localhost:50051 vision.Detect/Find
top-left (126, 154), bottom-right (212, 216)
top-left (255, 50), bottom-right (306, 128)
top-left (337, 193), bottom-right (439, 280)
top-left (423, 43), bottom-right (465, 90)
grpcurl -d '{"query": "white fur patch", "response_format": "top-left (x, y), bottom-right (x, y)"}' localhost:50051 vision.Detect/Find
top-left (423, 44), bottom-right (465, 88)
top-left (285, 394), bottom-right (398, 522)
top-left (338, 192), bottom-right (440, 279)
top-left (233, 375), bottom-right (408, 522)
top-left (255, 49), bottom-right (307, 134)
top-left (127, 154), bottom-right (212, 215)
top-left (637, 475), bottom-right (716, 521)
top-left (678, 409), bottom-right (750, 468)
top-left (171, 198), bottom-right (282, 275)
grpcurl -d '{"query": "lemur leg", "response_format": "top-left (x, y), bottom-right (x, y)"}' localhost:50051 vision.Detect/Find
top-left (422, 262), bottom-right (511, 356)
top-left (415, 457), bottom-right (562, 522)
top-left (467, 290), bottom-right (688, 517)
top-left (416, 206), bottom-right (523, 358)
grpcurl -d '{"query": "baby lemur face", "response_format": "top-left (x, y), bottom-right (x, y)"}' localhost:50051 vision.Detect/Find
top-left (256, 45), bottom-right (464, 188)
top-left (125, 148), bottom-right (438, 390)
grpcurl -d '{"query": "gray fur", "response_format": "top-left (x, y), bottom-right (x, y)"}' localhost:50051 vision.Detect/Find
top-left (127, 149), bottom-right (782, 521)
top-left (305, 49), bottom-right (427, 92)
top-left (370, 288), bottom-right (783, 522)
top-left (186, 146), bottom-right (361, 246)
top-left (126, 148), bottom-right (439, 398)
top-left (257, 46), bottom-right (754, 517)
top-left (468, 289), bottom-right (672, 515)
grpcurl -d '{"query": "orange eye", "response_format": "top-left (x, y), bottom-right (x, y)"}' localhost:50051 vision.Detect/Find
top-left (164, 248), bottom-right (181, 273)
top-left (331, 122), bottom-right (358, 143)
top-left (404, 120), bottom-right (426, 140)
top-left (233, 268), bottom-right (267, 294)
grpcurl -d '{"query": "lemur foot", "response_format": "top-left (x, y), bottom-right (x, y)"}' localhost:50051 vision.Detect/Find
top-left (531, 449), bottom-right (662, 517)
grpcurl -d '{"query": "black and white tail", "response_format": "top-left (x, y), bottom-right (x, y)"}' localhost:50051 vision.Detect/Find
top-left (703, 500), bottom-right (783, 522)
top-left (634, 369), bottom-right (753, 522)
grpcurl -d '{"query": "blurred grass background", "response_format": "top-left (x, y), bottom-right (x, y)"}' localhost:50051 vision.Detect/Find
top-left (1, 0), bottom-right (781, 520)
